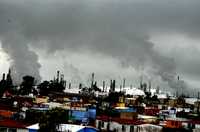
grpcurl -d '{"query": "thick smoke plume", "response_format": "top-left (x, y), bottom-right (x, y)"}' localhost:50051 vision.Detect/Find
top-left (1, 32), bottom-right (41, 84)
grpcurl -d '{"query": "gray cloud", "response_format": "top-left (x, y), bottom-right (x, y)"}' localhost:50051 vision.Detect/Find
top-left (0, 0), bottom-right (200, 91)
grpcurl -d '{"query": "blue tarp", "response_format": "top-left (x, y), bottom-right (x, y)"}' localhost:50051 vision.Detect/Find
top-left (70, 108), bottom-right (96, 122)
top-left (72, 110), bottom-right (89, 121)
top-left (78, 128), bottom-right (98, 132)
top-left (88, 109), bottom-right (96, 119)
top-left (115, 108), bottom-right (136, 113)
top-left (29, 129), bottom-right (38, 132)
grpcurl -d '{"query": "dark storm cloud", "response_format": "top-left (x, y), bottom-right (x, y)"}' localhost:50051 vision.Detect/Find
top-left (0, 0), bottom-right (199, 89)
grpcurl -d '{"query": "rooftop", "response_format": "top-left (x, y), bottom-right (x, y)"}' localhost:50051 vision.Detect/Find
top-left (0, 119), bottom-right (28, 129)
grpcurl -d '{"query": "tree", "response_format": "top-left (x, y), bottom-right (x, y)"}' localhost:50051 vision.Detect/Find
top-left (39, 108), bottom-right (68, 132)
top-left (38, 81), bottom-right (50, 96)
top-left (151, 95), bottom-right (160, 104)
top-left (19, 76), bottom-right (35, 95)
top-left (0, 79), bottom-right (7, 97)
top-left (49, 81), bottom-right (65, 93)
top-left (136, 96), bottom-right (144, 105)
top-left (177, 96), bottom-right (185, 107)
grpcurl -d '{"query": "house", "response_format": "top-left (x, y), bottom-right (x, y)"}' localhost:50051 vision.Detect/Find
top-left (26, 123), bottom-right (39, 132)
top-left (27, 123), bottom-right (98, 132)
top-left (138, 115), bottom-right (158, 124)
top-left (96, 116), bottom-right (144, 132)
top-left (164, 118), bottom-right (188, 129)
top-left (137, 124), bottom-right (162, 132)
top-left (0, 119), bottom-right (28, 132)
top-left (194, 101), bottom-right (200, 113)
top-left (144, 107), bottom-right (160, 116)
top-left (58, 124), bottom-right (98, 132)
top-left (34, 96), bottom-right (49, 104)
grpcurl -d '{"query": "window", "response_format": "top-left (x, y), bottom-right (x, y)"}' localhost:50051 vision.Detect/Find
top-left (0, 127), bottom-right (7, 132)
top-left (122, 125), bottom-right (126, 132)
top-left (101, 121), bottom-right (104, 128)
top-left (8, 128), bottom-right (17, 132)
top-left (175, 121), bottom-right (178, 126)
top-left (107, 122), bottom-right (110, 131)
top-left (130, 126), bottom-right (134, 132)
top-left (98, 121), bottom-right (101, 129)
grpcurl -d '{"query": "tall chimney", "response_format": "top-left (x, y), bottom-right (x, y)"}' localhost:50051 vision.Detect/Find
top-left (149, 81), bottom-right (151, 92)
top-left (113, 80), bottom-right (116, 92)
top-left (94, 81), bottom-right (97, 87)
top-left (123, 78), bottom-right (126, 89)
top-left (8, 68), bottom-right (11, 75)
top-left (57, 71), bottom-right (60, 83)
top-left (64, 81), bottom-right (66, 88)
top-left (110, 80), bottom-right (113, 92)
top-left (60, 74), bottom-right (64, 82)
top-left (103, 81), bottom-right (105, 92)
top-left (91, 73), bottom-right (94, 89)
top-left (2, 73), bottom-right (5, 81)
top-left (79, 83), bottom-right (82, 89)
top-left (69, 83), bottom-right (71, 89)
top-left (140, 76), bottom-right (143, 89)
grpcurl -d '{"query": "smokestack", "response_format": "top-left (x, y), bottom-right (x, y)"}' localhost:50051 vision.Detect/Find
top-left (110, 80), bottom-right (113, 92)
top-left (79, 83), bottom-right (82, 89)
top-left (57, 71), bottom-right (60, 82)
top-left (103, 81), bottom-right (105, 92)
top-left (91, 73), bottom-right (94, 89)
top-left (156, 86), bottom-right (159, 94)
top-left (113, 80), bottom-right (116, 92)
top-left (64, 81), bottom-right (66, 88)
top-left (123, 78), bottom-right (126, 89)
top-left (60, 74), bottom-right (64, 82)
top-left (53, 76), bottom-right (56, 82)
top-left (140, 76), bottom-right (143, 90)
top-left (69, 83), bottom-right (71, 89)
top-left (120, 85), bottom-right (122, 92)
top-left (149, 81), bottom-right (151, 92)
top-left (2, 73), bottom-right (5, 81)
top-left (8, 68), bottom-right (11, 75)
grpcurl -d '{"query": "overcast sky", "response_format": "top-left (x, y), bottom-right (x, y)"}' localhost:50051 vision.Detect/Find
top-left (0, 0), bottom-right (200, 93)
